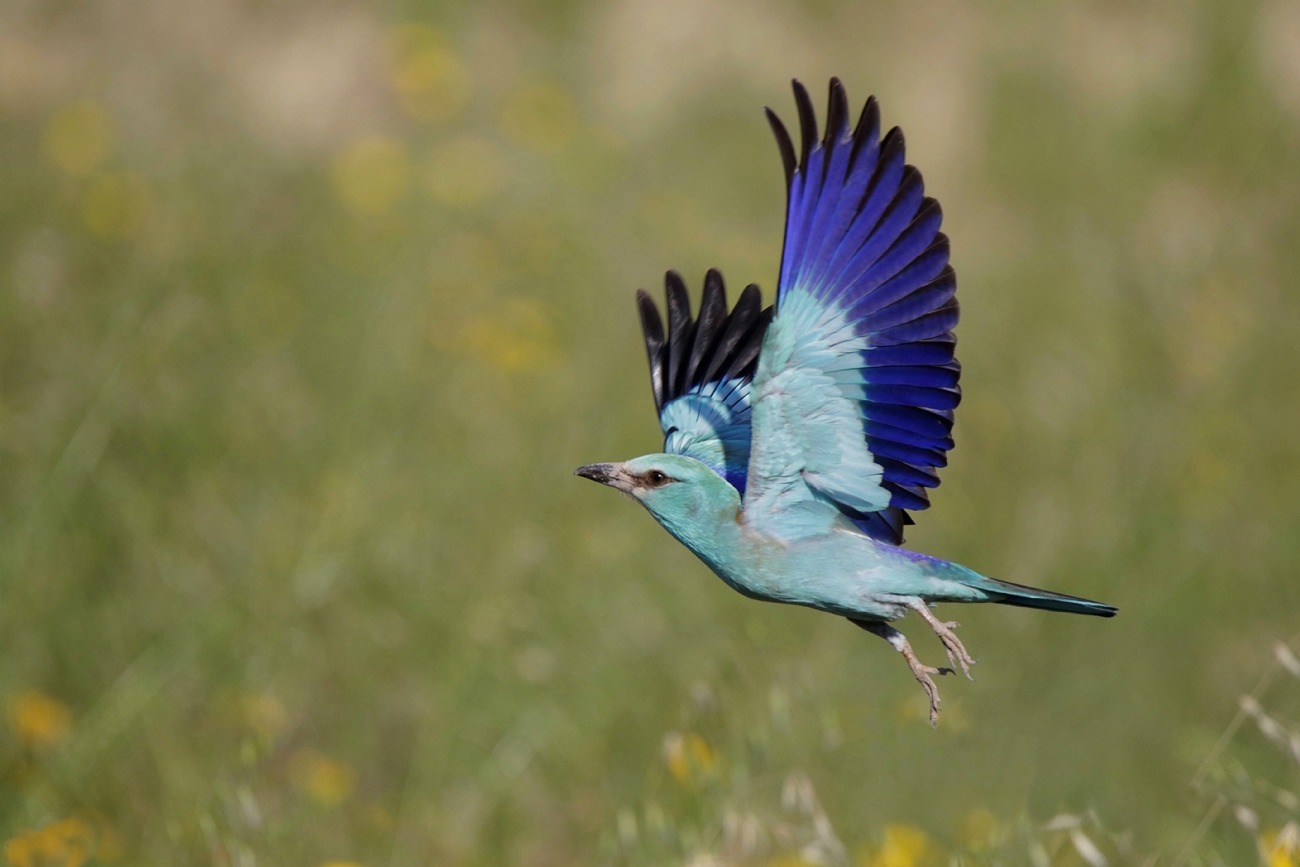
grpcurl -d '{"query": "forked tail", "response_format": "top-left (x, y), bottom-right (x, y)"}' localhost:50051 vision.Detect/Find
top-left (982, 576), bottom-right (1117, 618)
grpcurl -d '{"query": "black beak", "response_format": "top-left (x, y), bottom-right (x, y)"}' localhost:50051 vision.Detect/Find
top-left (575, 463), bottom-right (619, 486)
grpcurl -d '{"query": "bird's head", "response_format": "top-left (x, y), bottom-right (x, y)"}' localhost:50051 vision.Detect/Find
top-left (575, 454), bottom-right (740, 540)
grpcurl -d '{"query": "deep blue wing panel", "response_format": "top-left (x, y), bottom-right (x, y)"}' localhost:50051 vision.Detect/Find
top-left (766, 78), bottom-right (962, 538)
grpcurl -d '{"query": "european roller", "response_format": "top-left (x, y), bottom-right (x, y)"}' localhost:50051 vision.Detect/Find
top-left (577, 79), bottom-right (1115, 725)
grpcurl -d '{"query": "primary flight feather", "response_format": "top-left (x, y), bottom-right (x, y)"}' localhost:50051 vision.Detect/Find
top-left (577, 78), bottom-right (1115, 725)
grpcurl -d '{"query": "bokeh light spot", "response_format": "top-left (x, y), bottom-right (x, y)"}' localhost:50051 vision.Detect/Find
top-left (869, 824), bottom-right (932, 867)
top-left (499, 81), bottom-right (578, 155)
top-left (43, 101), bottom-right (113, 177)
top-left (7, 690), bottom-right (71, 750)
top-left (2, 817), bottom-right (96, 867)
top-left (292, 751), bottom-right (356, 806)
top-left (387, 24), bottom-right (472, 123)
top-left (81, 173), bottom-right (150, 239)
top-left (332, 136), bottom-right (411, 216)
top-left (662, 731), bottom-right (716, 786)
top-left (424, 135), bottom-right (508, 207)
top-left (459, 297), bottom-right (560, 372)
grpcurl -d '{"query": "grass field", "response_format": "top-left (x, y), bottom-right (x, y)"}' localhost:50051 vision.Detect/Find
top-left (1, 0), bottom-right (1299, 864)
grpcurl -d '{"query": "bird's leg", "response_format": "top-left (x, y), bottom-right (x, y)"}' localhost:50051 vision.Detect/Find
top-left (853, 619), bottom-right (951, 727)
top-left (906, 599), bottom-right (976, 681)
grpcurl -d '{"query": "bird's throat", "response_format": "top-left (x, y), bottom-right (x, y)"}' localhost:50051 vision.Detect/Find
top-left (646, 501), bottom-right (773, 597)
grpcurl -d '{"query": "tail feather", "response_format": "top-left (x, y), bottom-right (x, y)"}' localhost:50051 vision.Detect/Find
top-left (982, 577), bottom-right (1117, 618)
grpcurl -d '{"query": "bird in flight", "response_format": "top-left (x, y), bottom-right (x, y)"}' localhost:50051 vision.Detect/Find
top-left (577, 79), bottom-right (1115, 725)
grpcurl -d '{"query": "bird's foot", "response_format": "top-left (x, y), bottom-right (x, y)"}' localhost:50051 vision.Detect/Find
top-left (908, 599), bottom-right (976, 681)
top-left (901, 645), bottom-right (951, 728)
top-left (853, 620), bottom-right (951, 727)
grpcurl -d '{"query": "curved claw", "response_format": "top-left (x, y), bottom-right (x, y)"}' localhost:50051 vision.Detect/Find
top-left (914, 667), bottom-right (942, 727)
top-left (909, 601), bottom-right (977, 681)
top-left (853, 619), bottom-right (952, 727)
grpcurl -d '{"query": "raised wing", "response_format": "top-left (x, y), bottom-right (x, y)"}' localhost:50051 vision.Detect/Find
top-left (637, 270), bottom-right (773, 493)
top-left (744, 79), bottom-right (960, 544)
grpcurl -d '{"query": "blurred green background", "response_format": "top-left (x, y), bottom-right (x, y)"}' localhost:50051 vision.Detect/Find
top-left (1, 0), bottom-right (1299, 864)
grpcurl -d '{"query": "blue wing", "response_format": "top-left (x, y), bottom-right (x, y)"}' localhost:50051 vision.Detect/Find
top-left (744, 79), bottom-right (960, 544)
top-left (637, 270), bottom-right (773, 493)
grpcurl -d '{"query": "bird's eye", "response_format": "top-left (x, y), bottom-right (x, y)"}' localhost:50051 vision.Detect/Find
top-left (646, 470), bottom-right (669, 486)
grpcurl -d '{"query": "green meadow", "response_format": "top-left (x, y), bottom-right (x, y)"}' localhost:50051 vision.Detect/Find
top-left (0, 0), bottom-right (1298, 864)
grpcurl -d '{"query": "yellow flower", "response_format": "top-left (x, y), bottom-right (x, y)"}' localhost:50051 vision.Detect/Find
top-left (869, 824), bottom-right (931, 867)
top-left (43, 101), bottom-right (113, 176)
top-left (1266, 843), bottom-right (1295, 867)
top-left (1262, 824), bottom-right (1299, 867)
top-left (7, 691), bottom-right (71, 749)
top-left (499, 81), bottom-right (578, 155)
top-left (3, 817), bottom-right (96, 867)
top-left (81, 173), bottom-right (150, 239)
top-left (332, 137), bottom-right (411, 216)
top-left (662, 732), bottom-right (716, 785)
top-left (386, 24), bottom-right (471, 122)
top-left (292, 750), bottom-right (355, 806)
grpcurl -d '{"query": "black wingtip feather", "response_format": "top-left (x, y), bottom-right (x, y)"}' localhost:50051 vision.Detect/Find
top-left (684, 269), bottom-right (729, 391)
top-left (725, 305), bottom-right (774, 381)
top-left (915, 197), bottom-right (942, 227)
top-left (636, 289), bottom-right (666, 412)
top-left (700, 283), bottom-right (762, 385)
top-left (648, 274), bottom-right (775, 406)
top-left (824, 78), bottom-right (849, 149)
top-left (849, 95), bottom-right (880, 171)
top-left (883, 126), bottom-right (905, 156)
top-left (792, 79), bottom-right (817, 173)
top-left (861, 126), bottom-right (906, 201)
top-left (664, 271), bottom-right (694, 398)
top-left (765, 108), bottom-right (796, 192)
top-left (635, 289), bottom-right (663, 344)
